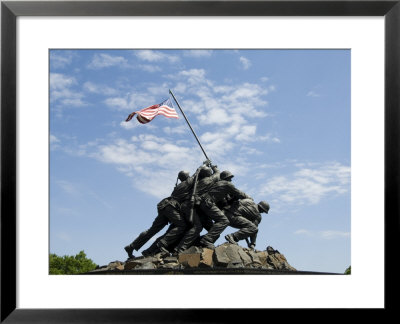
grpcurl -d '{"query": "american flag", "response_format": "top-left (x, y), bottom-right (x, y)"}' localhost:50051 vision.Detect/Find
top-left (125, 98), bottom-right (179, 124)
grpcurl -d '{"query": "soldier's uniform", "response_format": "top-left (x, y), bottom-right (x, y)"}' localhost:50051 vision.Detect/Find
top-left (143, 207), bottom-right (214, 255)
top-left (224, 198), bottom-right (262, 245)
top-left (125, 173), bottom-right (197, 256)
top-left (171, 167), bottom-right (220, 253)
top-left (152, 173), bottom-right (198, 250)
top-left (141, 223), bottom-right (176, 256)
top-left (126, 198), bottom-right (187, 253)
top-left (198, 180), bottom-right (250, 247)
top-left (171, 200), bottom-right (214, 253)
top-left (170, 173), bottom-right (196, 203)
top-left (195, 168), bottom-right (220, 196)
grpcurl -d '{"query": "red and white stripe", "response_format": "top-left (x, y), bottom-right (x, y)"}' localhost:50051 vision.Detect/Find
top-left (126, 103), bottom-right (179, 124)
top-left (136, 104), bottom-right (179, 124)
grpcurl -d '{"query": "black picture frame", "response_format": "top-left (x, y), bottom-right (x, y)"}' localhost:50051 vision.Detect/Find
top-left (1, 0), bottom-right (399, 321)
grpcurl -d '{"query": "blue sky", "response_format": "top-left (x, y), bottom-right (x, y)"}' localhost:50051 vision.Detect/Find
top-left (49, 49), bottom-right (350, 273)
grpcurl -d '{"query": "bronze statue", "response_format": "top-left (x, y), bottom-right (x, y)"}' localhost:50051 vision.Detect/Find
top-left (124, 163), bottom-right (270, 258)
top-left (196, 169), bottom-right (251, 249)
top-left (124, 170), bottom-right (194, 259)
top-left (224, 198), bottom-right (270, 249)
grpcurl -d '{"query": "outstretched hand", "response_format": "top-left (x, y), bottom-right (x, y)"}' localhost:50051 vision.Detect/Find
top-left (203, 159), bottom-right (212, 167)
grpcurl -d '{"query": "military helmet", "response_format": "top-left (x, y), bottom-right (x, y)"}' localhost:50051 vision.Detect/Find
top-left (178, 170), bottom-right (190, 181)
top-left (199, 167), bottom-right (213, 179)
top-left (258, 201), bottom-right (270, 213)
top-left (220, 170), bottom-right (234, 181)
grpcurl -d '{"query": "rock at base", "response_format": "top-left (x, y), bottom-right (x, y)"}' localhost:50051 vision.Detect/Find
top-left (200, 248), bottom-right (214, 267)
top-left (225, 244), bottom-right (244, 267)
top-left (178, 253), bottom-right (201, 268)
top-left (91, 243), bottom-right (296, 273)
top-left (125, 256), bottom-right (159, 270)
top-left (213, 244), bottom-right (230, 267)
top-left (247, 250), bottom-right (262, 267)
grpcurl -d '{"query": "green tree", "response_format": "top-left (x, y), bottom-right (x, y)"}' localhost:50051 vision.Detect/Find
top-left (344, 266), bottom-right (351, 275)
top-left (49, 250), bottom-right (97, 274)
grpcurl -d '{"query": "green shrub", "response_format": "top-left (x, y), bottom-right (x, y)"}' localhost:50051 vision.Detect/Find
top-left (344, 266), bottom-right (351, 275)
top-left (49, 250), bottom-right (97, 274)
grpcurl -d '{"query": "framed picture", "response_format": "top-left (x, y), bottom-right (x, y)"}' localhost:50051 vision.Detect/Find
top-left (1, 0), bottom-right (399, 321)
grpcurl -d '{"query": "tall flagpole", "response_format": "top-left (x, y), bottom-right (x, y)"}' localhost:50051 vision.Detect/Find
top-left (169, 89), bottom-right (210, 162)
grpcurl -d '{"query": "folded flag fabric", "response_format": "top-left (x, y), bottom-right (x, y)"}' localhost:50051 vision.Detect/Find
top-left (125, 98), bottom-right (179, 124)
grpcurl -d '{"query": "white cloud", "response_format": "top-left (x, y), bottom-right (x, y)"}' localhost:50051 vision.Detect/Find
top-left (214, 85), bottom-right (234, 93)
top-left (178, 69), bottom-right (209, 86)
top-left (235, 125), bottom-right (257, 141)
top-left (120, 120), bottom-right (138, 130)
top-left (135, 50), bottom-right (164, 61)
top-left (199, 122), bottom-right (260, 158)
top-left (138, 64), bottom-right (162, 73)
top-left (184, 50), bottom-right (213, 58)
top-left (307, 90), bottom-right (320, 97)
top-left (295, 229), bottom-right (350, 240)
top-left (259, 133), bottom-right (281, 143)
top-left (239, 56), bottom-right (252, 70)
top-left (83, 82), bottom-right (118, 96)
top-left (104, 97), bottom-right (129, 110)
top-left (162, 68), bottom-right (273, 163)
top-left (189, 82), bottom-right (268, 128)
top-left (50, 51), bottom-right (75, 69)
top-left (50, 73), bottom-right (87, 108)
top-left (86, 135), bottom-right (203, 198)
top-left (50, 134), bottom-right (61, 150)
top-left (50, 134), bottom-right (60, 144)
top-left (51, 88), bottom-right (84, 102)
top-left (227, 83), bottom-right (266, 101)
top-left (104, 92), bottom-right (156, 112)
top-left (57, 180), bottom-right (80, 195)
top-left (320, 230), bottom-right (351, 239)
top-left (135, 50), bottom-right (179, 63)
top-left (173, 82), bottom-right (187, 94)
top-left (240, 147), bottom-right (262, 156)
top-left (294, 229), bottom-right (311, 235)
top-left (88, 53), bottom-right (128, 69)
top-left (61, 98), bottom-right (87, 107)
top-left (259, 162), bottom-right (350, 209)
top-left (198, 108), bottom-right (230, 125)
top-left (128, 93), bottom-right (158, 109)
top-left (50, 73), bottom-right (76, 90)
top-left (147, 84), bottom-right (169, 96)
top-left (163, 125), bottom-right (187, 135)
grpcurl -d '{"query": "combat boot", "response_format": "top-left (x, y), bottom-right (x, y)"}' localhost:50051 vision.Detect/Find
top-left (225, 234), bottom-right (238, 245)
top-left (199, 239), bottom-right (215, 250)
top-left (159, 246), bottom-right (171, 258)
top-left (160, 246), bottom-right (171, 258)
top-left (154, 241), bottom-right (171, 258)
top-left (141, 249), bottom-right (152, 257)
top-left (172, 247), bottom-right (183, 257)
top-left (124, 244), bottom-right (134, 259)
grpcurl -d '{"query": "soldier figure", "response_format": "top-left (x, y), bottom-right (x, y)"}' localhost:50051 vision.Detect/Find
top-left (124, 170), bottom-right (195, 259)
top-left (124, 163), bottom-right (270, 258)
top-left (224, 198), bottom-right (270, 249)
top-left (197, 170), bottom-right (251, 249)
top-left (168, 164), bottom-right (220, 254)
